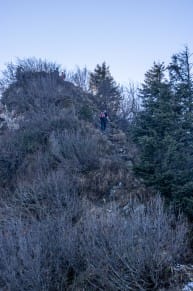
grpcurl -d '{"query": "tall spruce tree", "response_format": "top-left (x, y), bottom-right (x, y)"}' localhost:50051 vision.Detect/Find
top-left (133, 50), bottom-right (193, 217)
top-left (89, 62), bottom-right (121, 116)
top-left (133, 62), bottom-right (176, 195)
top-left (167, 47), bottom-right (193, 216)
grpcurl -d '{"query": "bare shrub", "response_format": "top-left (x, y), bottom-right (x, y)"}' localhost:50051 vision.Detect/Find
top-left (117, 83), bottom-right (140, 132)
top-left (12, 168), bottom-right (81, 219)
top-left (1, 58), bottom-right (61, 114)
top-left (66, 66), bottom-right (89, 92)
top-left (81, 156), bottom-right (128, 200)
top-left (80, 195), bottom-right (188, 290)
top-left (0, 129), bottom-right (22, 188)
top-left (0, 213), bottom-right (82, 290)
top-left (119, 83), bottom-right (140, 121)
top-left (0, 162), bottom-right (84, 289)
top-left (50, 129), bottom-right (103, 172)
top-left (18, 106), bottom-right (78, 152)
top-left (0, 192), bottom-right (188, 290)
top-left (0, 106), bottom-right (79, 189)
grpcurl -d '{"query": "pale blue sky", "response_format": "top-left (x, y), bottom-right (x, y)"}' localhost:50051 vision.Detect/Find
top-left (0, 0), bottom-right (193, 84)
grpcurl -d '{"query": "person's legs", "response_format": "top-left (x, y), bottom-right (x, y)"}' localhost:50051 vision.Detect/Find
top-left (103, 120), bottom-right (106, 131)
top-left (101, 119), bottom-right (104, 131)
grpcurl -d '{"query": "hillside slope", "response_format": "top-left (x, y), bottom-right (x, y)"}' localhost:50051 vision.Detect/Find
top-left (0, 75), bottom-right (146, 205)
top-left (0, 74), bottom-right (190, 290)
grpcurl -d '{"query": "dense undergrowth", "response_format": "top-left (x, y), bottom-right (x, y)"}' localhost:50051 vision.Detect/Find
top-left (0, 59), bottom-right (191, 290)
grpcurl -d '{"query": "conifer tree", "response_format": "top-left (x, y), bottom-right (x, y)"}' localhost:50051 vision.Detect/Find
top-left (133, 63), bottom-right (176, 193)
top-left (89, 62), bottom-right (121, 116)
top-left (167, 47), bottom-right (193, 215)
top-left (133, 50), bottom-right (193, 217)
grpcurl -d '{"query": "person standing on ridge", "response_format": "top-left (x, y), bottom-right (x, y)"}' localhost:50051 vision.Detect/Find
top-left (104, 110), bottom-right (108, 120)
top-left (100, 110), bottom-right (108, 131)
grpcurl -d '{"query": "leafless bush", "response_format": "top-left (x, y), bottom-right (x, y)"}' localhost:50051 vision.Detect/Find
top-left (0, 58), bottom-right (62, 115)
top-left (0, 129), bottom-right (22, 188)
top-left (18, 106), bottom-right (78, 152)
top-left (12, 168), bottom-right (81, 219)
top-left (0, 106), bottom-right (79, 189)
top-left (0, 163), bottom-right (84, 289)
top-left (119, 83), bottom-right (140, 120)
top-left (2, 73), bottom-right (61, 114)
top-left (80, 195), bottom-right (188, 290)
top-left (81, 156), bottom-right (128, 200)
top-left (0, 192), bottom-right (188, 290)
top-left (50, 129), bottom-right (103, 172)
top-left (66, 66), bottom-right (89, 92)
top-left (0, 213), bottom-right (82, 290)
top-left (117, 83), bottom-right (140, 132)
top-left (0, 58), bottom-right (59, 90)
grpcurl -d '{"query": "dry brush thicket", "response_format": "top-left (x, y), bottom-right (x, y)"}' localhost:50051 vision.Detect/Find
top-left (0, 60), bottom-right (190, 290)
